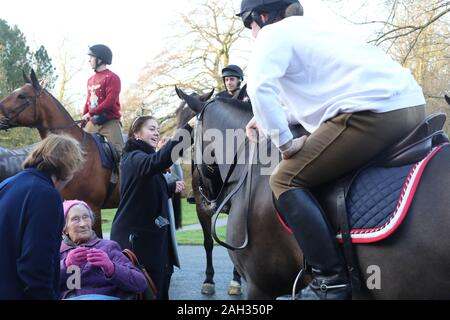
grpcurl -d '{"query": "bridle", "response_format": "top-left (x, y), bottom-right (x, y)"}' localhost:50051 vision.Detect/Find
top-left (0, 87), bottom-right (80, 131)
top-left (0, 92), bottom-right (37, 130)
top-left (193, 100), bottom-right (256, 250)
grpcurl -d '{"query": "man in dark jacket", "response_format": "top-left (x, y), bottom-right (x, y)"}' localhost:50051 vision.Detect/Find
top-left (216, 64), bottom-right (249, 101)
top-left (0, 134), bottom-right (85, 299)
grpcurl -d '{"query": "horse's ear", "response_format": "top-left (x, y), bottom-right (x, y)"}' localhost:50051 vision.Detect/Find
top-left (200, 88), bottom-right (215, 102)
top-left (40, 78), bottom-right (49, 90)
top-left (30, 69), bottom-right (42, 92)
top-left (175, 85), bottom-right (183, 100)
top-left (445, 94), bottom-right (450, 106)
top-left (23, 70), bottom-right (31, 84)
top-left (175, 86), bottom-right (204, 114)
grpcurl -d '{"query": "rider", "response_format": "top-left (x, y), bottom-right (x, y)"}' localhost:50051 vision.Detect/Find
top-left (216, 64), bottom-right (249, 101)
top-left (82, 44), bottom-right (124, 154)
top-left (238, 0), bottom-right (426, 299)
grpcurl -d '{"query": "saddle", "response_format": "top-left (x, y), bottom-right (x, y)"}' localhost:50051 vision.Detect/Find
top-left (93, 133), bottom-right (121, 171)
top-left (92, 133), bottom-right (121, 206)
top-left (315, 113), bottom-right (449, 290)
top-left (379, 112), bottom-right (448, 167)
top-left (318, 113), bottom-right (448, 223)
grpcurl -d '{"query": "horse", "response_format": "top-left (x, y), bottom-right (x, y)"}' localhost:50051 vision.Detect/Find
top-left (0, 70), bottom-right (119, 238)
top-left (179, 88), bottom-right (450, 299)
top-left (0, 144), bottom-right (37, 182)
top-left (175, 87), bottom-right (244, 296)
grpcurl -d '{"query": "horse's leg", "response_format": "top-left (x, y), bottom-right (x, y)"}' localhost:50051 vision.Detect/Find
top-left (228, 267), bottom-right (243, 295)
top-left (198, 204), bottom-right (215, 295)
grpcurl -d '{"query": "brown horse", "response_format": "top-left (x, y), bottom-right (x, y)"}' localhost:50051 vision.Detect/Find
top-left (180, 88), bottom-right (450, 300)
top-left (0, 70), bottom-right (118, 237)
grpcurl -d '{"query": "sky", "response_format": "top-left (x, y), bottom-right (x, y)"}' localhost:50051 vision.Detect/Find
top-left (1, 0), bottom-right (371, 113)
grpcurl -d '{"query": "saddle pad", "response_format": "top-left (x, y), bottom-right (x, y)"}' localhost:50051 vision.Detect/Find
top-left (276, 144), bottom-right (446, 244)
top-left (91, 133), bottom-right (114, 170)
top-left (336, 144), bottom-right (445, 243)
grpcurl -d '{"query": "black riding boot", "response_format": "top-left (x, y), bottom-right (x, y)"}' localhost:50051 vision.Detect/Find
top-left (276, 188), bottom-right (351, 300)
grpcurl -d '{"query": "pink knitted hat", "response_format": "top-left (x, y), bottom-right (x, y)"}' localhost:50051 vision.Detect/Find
top-left (63, 200), bottom-right (92, 220)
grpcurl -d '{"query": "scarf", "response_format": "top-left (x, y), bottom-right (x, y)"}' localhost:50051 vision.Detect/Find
top-left (123, 138), bottom-right (155, 154)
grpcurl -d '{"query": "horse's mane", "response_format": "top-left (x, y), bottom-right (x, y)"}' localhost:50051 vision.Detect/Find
top-left (44, 89), bottom-right (75, 122)
top-left (206, 97), bottom-right (253, 130)
top-left (207, 97), bottom-right (307, 138)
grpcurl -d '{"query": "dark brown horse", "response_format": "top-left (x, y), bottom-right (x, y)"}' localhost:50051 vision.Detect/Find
top-left (0, 70), bottom-right (119, 237)
top-left (175, 87), bottom-right (243, 295)
top-left (180, 88), bottom-right (450, 299)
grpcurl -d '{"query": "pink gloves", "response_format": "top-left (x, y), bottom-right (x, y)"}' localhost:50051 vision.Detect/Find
top-left (86, 248), bottom-right (115, 278)
top-left (65, 247), bottom-right (88, 268)
top-left (65, 247), bottom-right (115, 278)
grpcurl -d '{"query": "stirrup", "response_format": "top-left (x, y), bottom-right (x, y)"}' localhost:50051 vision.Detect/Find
top-left (291, 268), bottom-right (306, 300)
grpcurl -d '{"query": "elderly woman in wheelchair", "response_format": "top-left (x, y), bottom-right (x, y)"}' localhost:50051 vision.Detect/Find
top-left (60, 200), bottom-right (148, 300)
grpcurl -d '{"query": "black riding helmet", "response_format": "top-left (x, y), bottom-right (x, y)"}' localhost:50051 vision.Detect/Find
top-left (237, 0), bottom-right (300, 29)
top-left (222, 65), bottom-right (244, 80)
top-left (88, 44), bottom-right (113, 65)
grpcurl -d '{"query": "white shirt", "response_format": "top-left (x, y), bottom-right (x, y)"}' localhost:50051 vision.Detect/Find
top-left (247, 16), bottom-right (425, 148)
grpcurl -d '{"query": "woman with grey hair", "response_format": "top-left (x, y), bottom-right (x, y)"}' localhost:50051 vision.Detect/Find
top-left (60, 200), bottom-right (148, 300)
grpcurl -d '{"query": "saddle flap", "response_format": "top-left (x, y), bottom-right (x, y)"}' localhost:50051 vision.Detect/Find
top-left (92, 133), bottom-right (120, 171)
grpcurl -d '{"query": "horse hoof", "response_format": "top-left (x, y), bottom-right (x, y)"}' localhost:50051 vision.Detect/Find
top-left (201, 283), bottom-right (215, 295)
top-left (227, 280), bottom-right (242, 295)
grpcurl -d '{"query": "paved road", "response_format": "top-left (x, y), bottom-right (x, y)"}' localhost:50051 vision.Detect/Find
top-left (105, 224), bottom-right (245, 300)
top-left (169, 245), bottom-right (247, 300)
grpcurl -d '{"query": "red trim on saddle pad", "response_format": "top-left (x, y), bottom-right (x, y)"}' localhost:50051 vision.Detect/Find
top-left (276, 212), bottom-right (292, 234)
top-left (336, 144), bottom-right (446, 244)
top-left (275, 144), bottom-right (447, 243)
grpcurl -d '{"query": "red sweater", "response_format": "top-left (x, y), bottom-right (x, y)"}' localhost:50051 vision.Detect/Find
top-left (83, 69), bottom-right (121, 120)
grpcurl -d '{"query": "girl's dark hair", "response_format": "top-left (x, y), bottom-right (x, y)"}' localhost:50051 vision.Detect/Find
top-left (128, 116), bottom-right (158, 139)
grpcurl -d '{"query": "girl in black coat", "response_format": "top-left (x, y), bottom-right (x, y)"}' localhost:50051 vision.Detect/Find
top-left (110, 116), bottom-right (194, 300)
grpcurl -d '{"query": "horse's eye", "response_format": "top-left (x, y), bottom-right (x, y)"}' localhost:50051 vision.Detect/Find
top-left (17, 94), bottom-right (26, 100)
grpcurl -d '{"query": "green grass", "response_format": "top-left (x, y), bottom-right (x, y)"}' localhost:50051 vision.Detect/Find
top-left (100, 199), bottom-right (226, 245)
top-left (176, 226), bottom-right (227, 245)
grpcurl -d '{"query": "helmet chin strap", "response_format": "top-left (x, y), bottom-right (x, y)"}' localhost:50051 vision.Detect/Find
top-left (94, 57), bottom-right (105, 72)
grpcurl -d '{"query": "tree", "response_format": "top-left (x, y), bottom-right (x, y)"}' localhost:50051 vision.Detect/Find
top-left (323, 0), bottom-right (450, 132)
top-left (121, 0), bottom-right (249, 123)
top-left (0, 19), bottom-right (57, 98)
top-left (54, 38), bottom-right (84, 117)
top-left (32, 45), bottom-right (57, 90)
top-left (0, 19), bottom-right (31, 97)
top-left (0, 19), bottom-right (56, 148)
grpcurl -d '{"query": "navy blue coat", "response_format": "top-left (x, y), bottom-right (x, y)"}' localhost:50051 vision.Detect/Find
top-left (0, 168), bottom-right (64, 300)
top-left (111, 125), bottom-right (192, 300)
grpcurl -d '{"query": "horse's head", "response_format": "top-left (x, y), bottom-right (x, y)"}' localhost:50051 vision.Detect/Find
top-left (175, 86), bottom-right (214, 122)
top-left (0, 70), bottom-right (43, 130)
top-left (0, 70), bottom-right (76, 134)
top-left (177, 86), bottom-right (255, 212)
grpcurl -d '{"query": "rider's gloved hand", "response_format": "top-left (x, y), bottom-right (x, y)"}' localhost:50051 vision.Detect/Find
top-left (279, 136), bottom-right (307, 160)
